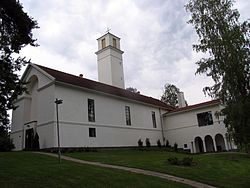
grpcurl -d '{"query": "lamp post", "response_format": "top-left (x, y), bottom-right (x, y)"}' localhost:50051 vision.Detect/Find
top-left (55, 98), bottom-right (63, 163)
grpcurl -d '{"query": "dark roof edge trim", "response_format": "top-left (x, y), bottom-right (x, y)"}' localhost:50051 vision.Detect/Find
top-left (55, 80), bottom-right (171, 110)
top-left (164, 99), bottom-right (220, 116)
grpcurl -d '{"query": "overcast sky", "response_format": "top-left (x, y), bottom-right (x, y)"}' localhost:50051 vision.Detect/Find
top-left (19, 0), bottom-right (250, 105)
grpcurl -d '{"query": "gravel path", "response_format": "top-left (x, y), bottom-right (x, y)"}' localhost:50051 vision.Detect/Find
top-left (35, 152), bottom-right (217, 188)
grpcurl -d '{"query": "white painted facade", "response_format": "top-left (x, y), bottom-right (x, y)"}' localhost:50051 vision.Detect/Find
top-left (10, 33), bottom-right (234, 153)
top-left (11, 66), bottom-right (56, 150)
top-left (11, 65), bottom-right (167, 150)
top-left (96, 32), bottom-right (125, 89)
top-left (54, 83), bottom-right (166, 148)
top-left (163, 103), bottom-right (236, 153)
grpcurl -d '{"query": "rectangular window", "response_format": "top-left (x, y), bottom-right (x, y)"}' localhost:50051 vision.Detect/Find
top-left (88, 99), bottom-right (95, 122)
top-left (152, 111), bottom-right (157, 128)
top-left (101, 38), bottom-right (106, 48)
top-left (125, 106), bottom-right (131, 126)
top-left (197, 111), bottom-right (213, 127)
top-left (89, 128), bottom-right (96, 137)
top-left (113, 38), bottom-right (117, 48)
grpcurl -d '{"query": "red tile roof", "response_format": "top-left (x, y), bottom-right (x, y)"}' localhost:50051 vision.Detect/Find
top-left (35, 64), bottom-right (175, 110)
top-left (166, 99), bottom-right (221, 115)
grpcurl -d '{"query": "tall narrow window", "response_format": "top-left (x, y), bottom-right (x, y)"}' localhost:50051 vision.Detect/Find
top-left (88, 99), bottom-right (95, 122)
top-left (152, 111), bottom-right (157, 128)
top-left (125, 106), bottom-right (131, 126)
top-left (113, 38), bottom-right (117, 48)
top-left (101, 38), bottom-right (106, 48)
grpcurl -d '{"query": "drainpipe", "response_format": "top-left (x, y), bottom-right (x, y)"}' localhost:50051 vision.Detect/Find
top-left (22, 123), bottom-right (25, 150)
top-left (159, 108), bottom-right (165, 144)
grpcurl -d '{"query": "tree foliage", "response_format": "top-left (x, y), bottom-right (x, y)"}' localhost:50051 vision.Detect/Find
top-left (0, 0), bottom-right (38, 150)
top-left (0, 125), bottom-right (14, 151)
top-left (186, 0), bottom-right (250, 150)
top-left (0, 0), bottom-right (38, 126)
top-left (126, 87), bottom-right (140, 94)
top-left (161, 84), bottom-right (180, 107)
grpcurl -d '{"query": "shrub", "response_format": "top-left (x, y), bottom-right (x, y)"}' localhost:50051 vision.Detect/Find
top-left (181, 157), bottom-right (193, 166)
top-left (174, 142), bottom-right (178, 152)
top-left (80, 147), bottom-right (97, 152)
top-left (168, 157), bottom-right (194, 166)
top-left (145, 138), bottom-right (151, 147)
top-left (0, 126), bottom-right (15, 151)
top-left (138, 139), bottom-right (143, 147)
top-left (165, 140), bottom-right (170, 147)
top-left (33, 132), bottom-right (40, 150)
top-left (157, 139), bottom-right (161, 148)
top-left (247, 143), bottom-right (250, 154)
top-left (84, 147), bottom-right (91, 152)
top-left (168, 157), bottom-right (180, 165)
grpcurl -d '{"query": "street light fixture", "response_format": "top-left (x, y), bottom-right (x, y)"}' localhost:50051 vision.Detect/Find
top-left (55, 98), bottom-right (63, 163)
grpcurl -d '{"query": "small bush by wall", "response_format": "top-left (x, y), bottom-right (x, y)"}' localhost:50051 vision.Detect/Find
top-left (0, 126), bottom-right (15, 152)
top-left (165, 140), bottom-right (170, 148)
top-left (174, 142), bottom-right (178, 152)
top-left (145, 138), bottom-right (151, 147)
top-left (138, 139), bottom-right (143, 147)
top-left (157, 139), bottom-right (161, 148)
top-left (168, 157), bottom-right (194, 166)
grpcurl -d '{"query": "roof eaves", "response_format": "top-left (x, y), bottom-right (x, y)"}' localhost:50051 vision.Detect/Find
top-left (32, 64), bottom-right (55, 81)
top-left (55, 80), bottom-right (172, 110)
top-left (164, 100), bottom-right (220, 116)
top-left (36, 64), bottom-right (174, 110)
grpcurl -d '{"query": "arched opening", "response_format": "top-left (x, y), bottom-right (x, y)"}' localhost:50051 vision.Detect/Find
top-left (26, 75), bottom-right (39, 122)
top-left (215, 134), bottom-right (226, 151)
top-left (205, 135), bottom-right (214, 152)
top-left (194, 136), bottom-right (204, 153)
top-left (23, 75), bottom-right (39, 150)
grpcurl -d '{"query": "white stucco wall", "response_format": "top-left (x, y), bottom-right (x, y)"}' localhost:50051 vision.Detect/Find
top-left (97, 45), bottom-right (125, 88)
top-left (11, 66), bottom-right (56, 150)
top-left (11, 65), bottom-right (233, 152)
top-left (163, 104), bottom-right (230, 153)
top-left (12, 65), bottom-right (165, 150)
top-left (97, 49), bottom-right (112, 85)
top-left (110, 53), bottom-right (125, 88)
top-left (24, 66), bottom-right (54, 89)
top-left (54, 84), bottom-right (165, 148)
top-left (35, 85), bottom-right (55, 149)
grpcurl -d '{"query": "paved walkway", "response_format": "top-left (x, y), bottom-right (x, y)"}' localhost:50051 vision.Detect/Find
top-left (36, 152), bottom-right (216, 188)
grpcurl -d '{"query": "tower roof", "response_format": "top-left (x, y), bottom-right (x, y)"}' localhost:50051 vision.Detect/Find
top-left (96, 32), bottom-right (121, 40)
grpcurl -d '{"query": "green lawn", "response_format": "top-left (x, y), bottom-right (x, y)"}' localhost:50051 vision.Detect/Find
top-left (0, 152), bottom-right (191, 188)
top-left (66, 149), bottom-right (250, 188)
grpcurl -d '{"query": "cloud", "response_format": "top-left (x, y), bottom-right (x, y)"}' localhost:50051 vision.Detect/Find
top-left (19, 0), bottom-right (249, 105)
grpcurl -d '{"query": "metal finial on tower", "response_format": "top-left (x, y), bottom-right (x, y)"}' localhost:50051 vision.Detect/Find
top-left (106, 27), bottom-right (111, 33)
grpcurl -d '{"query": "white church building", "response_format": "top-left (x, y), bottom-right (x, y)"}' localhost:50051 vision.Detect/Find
top-left (11, 32), bottom-right (235, 153)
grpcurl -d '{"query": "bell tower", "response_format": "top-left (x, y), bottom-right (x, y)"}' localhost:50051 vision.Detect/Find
top-left (95, 32), bottom-right (125, 89)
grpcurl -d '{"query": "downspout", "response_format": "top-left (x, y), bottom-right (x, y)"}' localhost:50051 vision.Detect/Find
top-left (159, 108), bottom-right (165, 144)
top-left (22, 123), bottom-right (25, 150)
